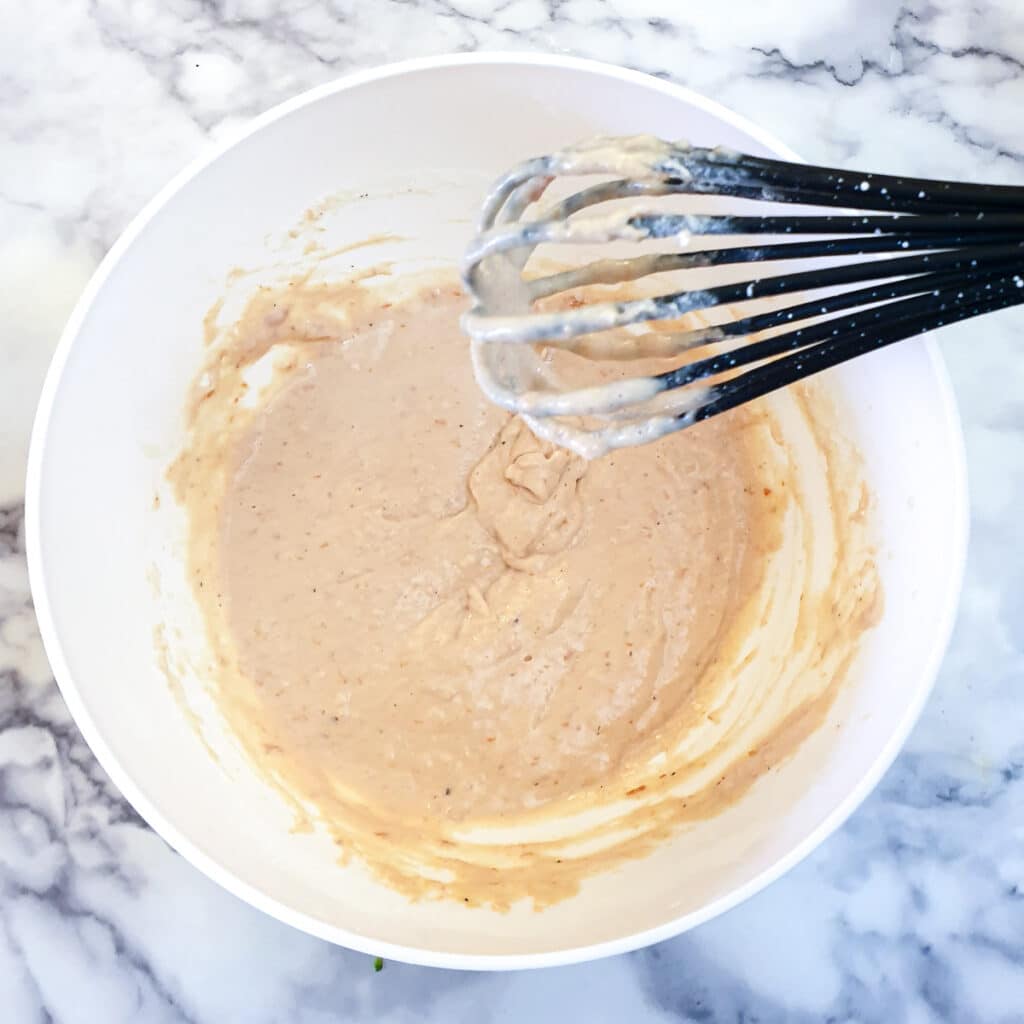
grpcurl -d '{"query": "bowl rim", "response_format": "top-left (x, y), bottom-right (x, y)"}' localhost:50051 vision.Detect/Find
top-left (24, 51), bottom-right (969, 971)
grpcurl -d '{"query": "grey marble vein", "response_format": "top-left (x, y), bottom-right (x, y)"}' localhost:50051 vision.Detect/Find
top-left (3, 0), bottom-right (1024, 1020)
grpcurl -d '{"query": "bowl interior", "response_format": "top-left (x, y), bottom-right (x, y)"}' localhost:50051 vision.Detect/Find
top-left (28, 57), bottom-right (966, 968)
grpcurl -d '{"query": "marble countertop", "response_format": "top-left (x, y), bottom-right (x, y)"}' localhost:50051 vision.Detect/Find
top-left (3, 1), bottom-right (1024, 1021)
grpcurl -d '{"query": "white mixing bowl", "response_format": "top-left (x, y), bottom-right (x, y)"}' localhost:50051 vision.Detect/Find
top-left (25, 54), bottom-right (967, 969)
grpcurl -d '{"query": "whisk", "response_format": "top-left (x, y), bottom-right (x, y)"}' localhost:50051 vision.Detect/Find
top-left (461, 136), bottom-right (1024, 458)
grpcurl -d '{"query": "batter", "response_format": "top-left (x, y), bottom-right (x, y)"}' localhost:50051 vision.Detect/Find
top-left (170, 270), bottom-right (881, 908)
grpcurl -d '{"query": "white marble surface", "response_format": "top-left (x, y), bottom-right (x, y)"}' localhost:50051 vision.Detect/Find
top-left (3, 1), bottom-right (1024, 1020)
